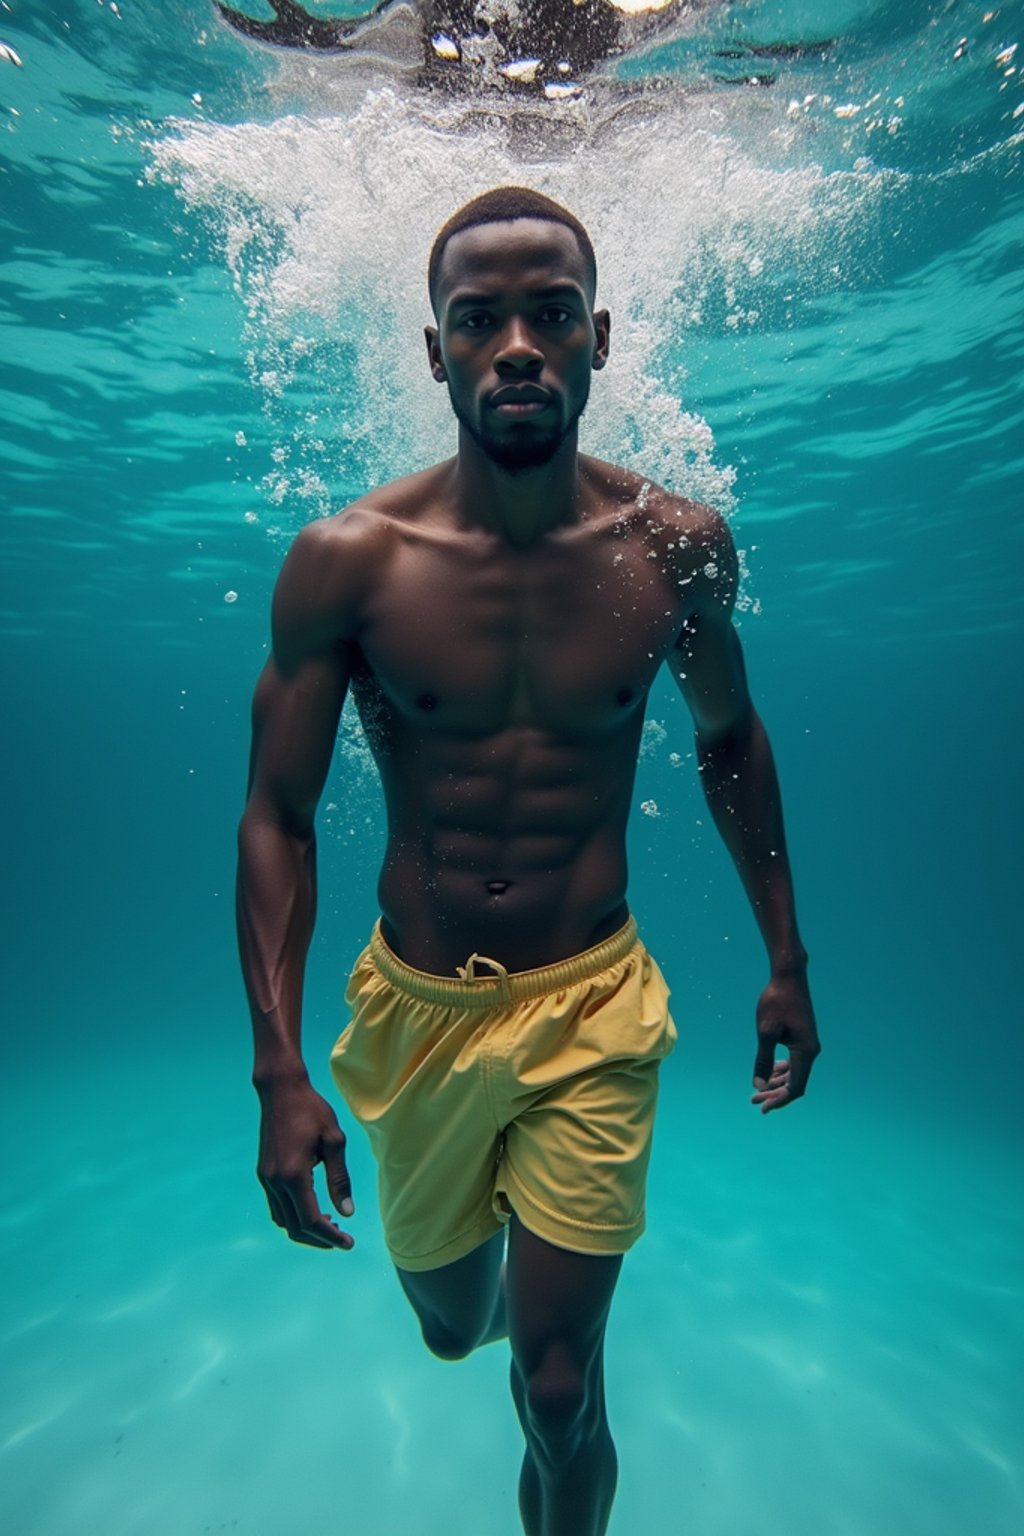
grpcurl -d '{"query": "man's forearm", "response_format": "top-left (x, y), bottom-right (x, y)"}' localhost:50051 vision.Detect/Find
top-left (696, 708), bottom-right (807, 972)
top-left (236, 807), bottom-right (317, 1085)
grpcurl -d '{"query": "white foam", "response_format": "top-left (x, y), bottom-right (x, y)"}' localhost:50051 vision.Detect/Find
top-left (150, 86), bottom-right (887, 521)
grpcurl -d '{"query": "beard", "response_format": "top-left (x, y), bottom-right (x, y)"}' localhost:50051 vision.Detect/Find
top-left (451, 390), bottom-right (589, 473)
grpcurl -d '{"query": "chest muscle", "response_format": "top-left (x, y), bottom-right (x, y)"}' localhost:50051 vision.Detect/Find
top-left (357, 536), bottom-right (680, 736)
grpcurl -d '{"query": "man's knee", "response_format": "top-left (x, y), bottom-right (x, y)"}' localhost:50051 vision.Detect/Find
top-left (521, 1352), bottom-right (596, 1462)
top-left (398, 1233), bottom-right (505, 1362)
top-left (419, 1314), bottom-right (480, 1361)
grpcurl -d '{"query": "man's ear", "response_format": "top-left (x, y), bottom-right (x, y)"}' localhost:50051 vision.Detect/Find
top-left (592, 309), bottom-right (611, 371)
top-left (424, 325), bottom-right (446, 382)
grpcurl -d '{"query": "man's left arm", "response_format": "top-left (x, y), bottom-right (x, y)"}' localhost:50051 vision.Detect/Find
top-left (668, 512), bottom-right (821, 1112)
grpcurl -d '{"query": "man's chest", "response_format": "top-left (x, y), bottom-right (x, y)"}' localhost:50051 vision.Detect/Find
top-left (354, 533), bottom-right (685, 734)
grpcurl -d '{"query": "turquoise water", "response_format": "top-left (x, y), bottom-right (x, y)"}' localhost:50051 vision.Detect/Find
top-left (2, 2), bottom-right (1022, 1531)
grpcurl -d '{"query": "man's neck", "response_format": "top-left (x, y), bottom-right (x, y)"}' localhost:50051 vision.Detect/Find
top-left (452, 426), bottom-right (583, 546)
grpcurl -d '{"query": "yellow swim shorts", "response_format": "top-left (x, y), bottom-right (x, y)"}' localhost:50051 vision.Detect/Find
top-left (329, 916), bottom-right (676, 1272)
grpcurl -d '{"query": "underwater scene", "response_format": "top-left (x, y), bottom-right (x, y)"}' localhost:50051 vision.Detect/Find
top-left (2, 1), bottom-right (1022, 1532)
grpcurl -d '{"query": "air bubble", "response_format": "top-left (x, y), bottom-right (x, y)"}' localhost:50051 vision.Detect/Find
top-left (149, 77), bottom-right (899, 532)
top-left (640, 719), bottom-right (667, 757)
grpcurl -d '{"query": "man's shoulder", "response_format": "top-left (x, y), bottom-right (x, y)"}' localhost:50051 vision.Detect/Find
top-left (273, 466), bottom-right (453, 651)
top-left (297, 464), bottom-right (449, 550)
top-left (286, 461), bottom-right (454, 572)
top-left (581, 456), bottom-right (731, 549)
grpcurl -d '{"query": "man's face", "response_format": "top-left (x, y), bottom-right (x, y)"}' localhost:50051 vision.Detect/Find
top-left (425, 218), bottom-right (609, 472)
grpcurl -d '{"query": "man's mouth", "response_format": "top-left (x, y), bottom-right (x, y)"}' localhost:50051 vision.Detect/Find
top-left (488, 385), bottom-right (553, 417)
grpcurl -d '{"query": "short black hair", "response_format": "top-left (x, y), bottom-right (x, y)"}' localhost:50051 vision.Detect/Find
top-left (428, 186), bottom-right (597, 312)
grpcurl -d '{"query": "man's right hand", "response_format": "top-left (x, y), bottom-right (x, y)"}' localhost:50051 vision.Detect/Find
top-left (255, 1077), bottom-right (355, 1249)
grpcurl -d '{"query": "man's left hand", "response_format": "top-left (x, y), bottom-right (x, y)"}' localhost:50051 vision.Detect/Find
top-left (751, 972), bottom-right (821, 1113)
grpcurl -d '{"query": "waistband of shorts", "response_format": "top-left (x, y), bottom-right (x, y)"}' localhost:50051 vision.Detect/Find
top-left (367, 915), bottom-right (640, 1008)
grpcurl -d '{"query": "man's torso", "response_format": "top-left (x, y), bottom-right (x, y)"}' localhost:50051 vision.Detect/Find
top-left (324, 456), bottom-right (717, 971)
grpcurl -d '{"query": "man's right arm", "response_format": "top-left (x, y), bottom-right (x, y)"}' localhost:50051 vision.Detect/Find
top-left (237, 518), bottom-right (360, 1249)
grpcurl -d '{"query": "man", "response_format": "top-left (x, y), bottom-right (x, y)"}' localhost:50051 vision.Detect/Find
top-left (237, 186), bottom-right (820, 1536)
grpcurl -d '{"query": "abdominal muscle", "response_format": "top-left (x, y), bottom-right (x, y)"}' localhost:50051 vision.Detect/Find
top-left (372, 723), bottom-right (640, 974)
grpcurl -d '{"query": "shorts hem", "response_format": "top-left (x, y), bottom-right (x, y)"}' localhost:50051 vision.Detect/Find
top-left (501, 1168), bottom-right (646, 1257)
top-left (387, 1211), bottom-right (504, 1274)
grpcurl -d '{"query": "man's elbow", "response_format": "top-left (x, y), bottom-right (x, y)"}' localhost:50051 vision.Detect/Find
top-left (694, 697), bottom-right (757, 756)
top-left (238, 792), bottom-right (316, 848)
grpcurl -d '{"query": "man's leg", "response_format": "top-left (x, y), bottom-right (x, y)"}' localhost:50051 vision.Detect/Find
top-left (395, 1229), bottom-right (507, 1361)
top-left (506, 1216), bottom-right (623, 1536)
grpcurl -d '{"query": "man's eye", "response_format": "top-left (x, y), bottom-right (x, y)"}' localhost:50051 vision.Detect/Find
top-left (540, 306), bottom-right (572, 324)
top-left (460, 312), bottom-right (493, 330)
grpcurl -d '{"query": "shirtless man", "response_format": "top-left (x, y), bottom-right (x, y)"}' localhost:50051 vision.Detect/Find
top-left (236, 186), bottom-right (820, 1536)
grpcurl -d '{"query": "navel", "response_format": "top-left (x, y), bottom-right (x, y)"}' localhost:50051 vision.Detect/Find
top-left (486, 881), bottom-right (511, 897)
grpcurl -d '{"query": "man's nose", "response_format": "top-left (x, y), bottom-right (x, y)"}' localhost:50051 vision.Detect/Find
top-left (494, 319), bottom-right (543, 373)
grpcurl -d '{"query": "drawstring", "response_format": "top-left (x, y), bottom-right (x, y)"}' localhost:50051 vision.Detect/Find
top-left (456, 953), bottom-right (513, 1006)
top-left (368, 915), bottom-right (637, 1006)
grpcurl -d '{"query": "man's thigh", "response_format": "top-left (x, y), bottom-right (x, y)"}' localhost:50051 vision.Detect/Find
top-left (395, 1230), bottom-right (506, 1355)
top-left (506, 1217), bottom-right (623, 1378)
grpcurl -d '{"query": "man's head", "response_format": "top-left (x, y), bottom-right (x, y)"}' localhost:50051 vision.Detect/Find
top-left (428, 186), bottom-right (597, 315)
top-left (425, 188), bottom-right (608, 473)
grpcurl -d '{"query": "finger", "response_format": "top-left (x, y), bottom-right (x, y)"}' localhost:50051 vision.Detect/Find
top-left (272, 1183), bottom-right (335, 1247)
top-left (260, 1179), bottom-right (289, 1230)
top-left (751, 1057), bottom-right (789, 1098)
top-left (753, 1036), bottom-right (779, 1089)
top-left (323, 1139), bottom-right (355, 1219)
top-left (287, 1176), bottom-right (355, 1250)
top-left (751, 1079), bottom-right (788, 1104)
top-left (751, 1070), bottom-right (806, 1114)
top-left (785, 1046), bottom-right (816, 1099)
top-left (264, 1169), bottom-right (345, 1248)
top-left (754, 1090), bottom-right (788, 1113)
top-left (753, 1054), bottom-right (812, 1112)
